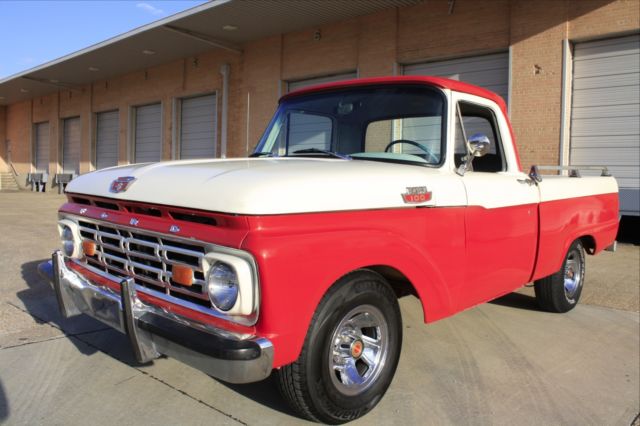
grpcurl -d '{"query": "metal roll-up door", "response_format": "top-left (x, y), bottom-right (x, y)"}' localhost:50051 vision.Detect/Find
top-left (62, 117), bottom-right (81, 175)
top-left (135, 103), bottom-right (162, 163)
top-left (570, 34), bottom-right (640, 216)
top-left (96, 110), bottom-right (119, 169)
top-left (180, 94), bottom-right (217, 159)
top-left (403, 52), bottom-right (510, 104)
top-left (34, 122), bottom-right (49, 174)
top-left (288, 72), bottom-right (358, 92)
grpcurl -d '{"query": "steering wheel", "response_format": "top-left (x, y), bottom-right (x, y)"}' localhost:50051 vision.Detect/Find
top-left (384, 139), bottom-right (438, 163)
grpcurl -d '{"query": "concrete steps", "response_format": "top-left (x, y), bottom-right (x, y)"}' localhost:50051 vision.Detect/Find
top-left (0, 172), bottom-right (20, 191)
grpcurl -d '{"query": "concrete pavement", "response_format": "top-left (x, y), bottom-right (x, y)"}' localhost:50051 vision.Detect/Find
top-left (0, 191), bottom-right (638, 425)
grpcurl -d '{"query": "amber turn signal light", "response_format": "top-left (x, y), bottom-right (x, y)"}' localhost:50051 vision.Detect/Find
top-left (82, 240), bottom-right (96, 256)
top-left (172, 264), bottom-right (194, 286)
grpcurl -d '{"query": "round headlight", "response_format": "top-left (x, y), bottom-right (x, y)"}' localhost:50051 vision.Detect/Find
top-left (63, 240), bottom-right (75, 257)
top-left (207, 262), bottom-right (239, 311)
top-left (61, 226), bottom-right (73, 242)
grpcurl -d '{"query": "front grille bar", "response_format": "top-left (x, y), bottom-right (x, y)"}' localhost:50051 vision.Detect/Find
top-left (77, 220), bottom-right (210, 307)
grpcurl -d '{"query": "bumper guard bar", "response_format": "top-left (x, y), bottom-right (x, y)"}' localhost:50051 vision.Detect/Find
top-left (38, 251), bottom-right (273, 383)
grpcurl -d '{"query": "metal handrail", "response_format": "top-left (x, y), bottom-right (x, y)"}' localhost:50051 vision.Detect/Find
top-left (529, 165), bottom-right (611, 182)
top-left (9, 161), bottom-right (18, 176)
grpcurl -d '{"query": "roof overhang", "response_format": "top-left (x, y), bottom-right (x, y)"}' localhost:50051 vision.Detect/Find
top-left (0, 0), bottom-right (420, 106)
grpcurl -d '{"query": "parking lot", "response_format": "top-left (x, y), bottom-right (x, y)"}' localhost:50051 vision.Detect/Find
top-left (0, 191), bottom-right (638, 425)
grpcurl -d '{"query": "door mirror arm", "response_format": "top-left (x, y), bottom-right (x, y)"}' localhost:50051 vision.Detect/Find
top-left (456, 133), bottom-right (491, 176)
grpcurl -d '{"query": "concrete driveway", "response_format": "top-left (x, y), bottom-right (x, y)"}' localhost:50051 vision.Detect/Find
top-left (1, 191), bottom-right (638, 425)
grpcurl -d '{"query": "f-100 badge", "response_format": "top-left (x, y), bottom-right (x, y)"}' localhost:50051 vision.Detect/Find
top-left (401, 186), bottom-right (432, 204)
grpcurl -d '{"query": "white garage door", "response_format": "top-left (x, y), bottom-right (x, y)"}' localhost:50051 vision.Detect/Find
top-left (570, 34), bottom-right (640, 216)
top-left (180, 94), bottom-right (217, 159)
top-left (62, 117), bottom-right (81, 175)
top-left (287, 72), bottom-right (357, 152)
top-left (135, 103), bottom-right (162, 163)
top-left (34, 122), bottom-right (49, 174)
top-left (403, 52), bottom-right (510, 105)
top-left (96, 110), bottom-right (119, 170)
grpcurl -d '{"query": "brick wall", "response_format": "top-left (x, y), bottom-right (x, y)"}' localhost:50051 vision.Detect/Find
top-left (6, 101), bottom-right (31, 176)
top-left (0, 106), bottom-right (6, 172)
top-left (2, 0), bottom-right (638, 177)
top-left (397, 0), bottom-right (510, 64)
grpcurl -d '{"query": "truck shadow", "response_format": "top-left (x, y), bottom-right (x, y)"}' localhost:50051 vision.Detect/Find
top-left (489, 292), bottom-right (539, 311)
top-left (0, 379), bottom-right (8, 422)
top-left (17, 260), bottom-right (300, 419)
top-left (17, 259), bottom-right (114, 356)
top-left (217, 373), bottom-right (299, 418)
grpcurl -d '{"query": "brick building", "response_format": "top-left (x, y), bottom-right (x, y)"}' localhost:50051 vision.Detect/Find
top-left (0, 0), bottom-right (638, 214)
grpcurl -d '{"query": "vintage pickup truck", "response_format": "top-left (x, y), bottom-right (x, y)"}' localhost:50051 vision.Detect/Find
top-left (39, 76), bottom-right (619, 424)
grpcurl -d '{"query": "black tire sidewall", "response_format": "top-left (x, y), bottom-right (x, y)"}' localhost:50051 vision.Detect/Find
top-left (562, 241), bottom-right (585, 307)
top-left (304, 273), bottom-right (402, 422)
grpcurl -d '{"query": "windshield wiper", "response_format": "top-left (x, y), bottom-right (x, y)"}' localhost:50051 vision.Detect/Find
top-left (292, 148), bottom-right (352, 160)
top-left (249, 151), bottom-right (274, 157)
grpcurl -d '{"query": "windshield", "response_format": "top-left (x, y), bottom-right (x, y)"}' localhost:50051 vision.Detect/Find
top-left (253, 85), bottom-right (446, 166)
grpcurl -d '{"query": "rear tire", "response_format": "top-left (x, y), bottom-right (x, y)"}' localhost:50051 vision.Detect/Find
top-left (534, 240), bottom-right (586, 313)
top-left (277, 270), bottom-right (402, 424)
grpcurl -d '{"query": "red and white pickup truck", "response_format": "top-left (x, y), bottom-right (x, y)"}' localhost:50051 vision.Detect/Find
top-left (39, 76), bottom-right (619, 424)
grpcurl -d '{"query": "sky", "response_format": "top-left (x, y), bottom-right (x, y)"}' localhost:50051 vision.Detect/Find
top-left (0, 0), bottom-right (209, 80)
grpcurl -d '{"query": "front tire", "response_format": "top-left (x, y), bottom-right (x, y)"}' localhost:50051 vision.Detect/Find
top-left (277, 270), bottom-right (402, 424)
top-left (534, 240), bottom-right (586, 313)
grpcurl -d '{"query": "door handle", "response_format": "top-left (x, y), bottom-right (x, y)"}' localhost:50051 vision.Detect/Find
top-left (517, 178), bottom-right (535, 186)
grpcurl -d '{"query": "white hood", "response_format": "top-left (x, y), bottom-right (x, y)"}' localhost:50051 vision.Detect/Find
top-left (66, 158), bottom-right (462, 215)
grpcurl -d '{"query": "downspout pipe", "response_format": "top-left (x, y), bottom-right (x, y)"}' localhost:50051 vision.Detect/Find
top-left (220, 63), bottom-right (230, 158)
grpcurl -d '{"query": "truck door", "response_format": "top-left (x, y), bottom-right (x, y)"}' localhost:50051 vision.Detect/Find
top-left (454, 98), bottom-right (539, 310)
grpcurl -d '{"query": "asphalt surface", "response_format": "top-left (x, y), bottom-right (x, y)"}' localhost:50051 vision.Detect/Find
top-left (0, 191), bottom-right (638, 425)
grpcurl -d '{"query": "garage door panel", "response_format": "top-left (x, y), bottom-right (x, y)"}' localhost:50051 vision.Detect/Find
top-left (572, 85), bottom-right (639, 107)
top-left (135, 103), bottom-right (162, 163)
top-left (183, 95), bottom-right (215, 106)
top-left (570, 34), bottom-right (639, 214)
top-left (96, 111), bottom-right (119, 170)
top-left (571, 103), bottom-right (639, 119)
top-left (288, 72), bottom-right (357, 92)
top-left (574, 35), bottom-right (640, 58)
top-left (438, 70), bottom-right (507, 87)
top-left (571, 146), bottom-right (639, 165)
top-left (573, 53), bottom-right (639, 78)
top-left (63, 117), bottom-right (81, 175)
top-left (573, 72), bottom-right (640, 90)
top-left (571, 135), bottom-right (639, 149)
top-left (34, 122), bottom-right (49, 174)
top-left (180, 94), bottom-right (216, 160)
top-left (407, 53), bottom-right (507, 73)
top-left (182, 116), bottom-right (216, 126)
top-left (571, 116), bottom-right (639, 137)
top-left (404, 52), bottom-right (509, 101)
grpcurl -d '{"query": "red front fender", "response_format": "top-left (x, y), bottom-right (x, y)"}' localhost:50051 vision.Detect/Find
top-left (242, 208), bottom-right (465, 367)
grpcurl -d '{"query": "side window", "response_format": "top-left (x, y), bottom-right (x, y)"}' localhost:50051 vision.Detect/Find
top-left (455, 102), bottom-right (504, 172)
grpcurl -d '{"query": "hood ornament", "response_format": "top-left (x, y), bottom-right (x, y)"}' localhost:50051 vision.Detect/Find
top-left (110, 176), bottom-right (136, 193)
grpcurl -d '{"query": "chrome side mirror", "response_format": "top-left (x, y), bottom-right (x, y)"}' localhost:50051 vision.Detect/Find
top-left (468, 133), bottom-right (490, 157)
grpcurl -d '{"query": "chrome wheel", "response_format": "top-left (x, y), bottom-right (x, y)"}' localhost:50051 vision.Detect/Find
top-left (564, 248), bottom-right (583, 301)
top-left (329, 305), bottom-right (389, 396)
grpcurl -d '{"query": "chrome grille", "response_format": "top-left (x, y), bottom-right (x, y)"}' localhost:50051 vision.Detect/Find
top-left (77, 220), bottom-right (209, 307)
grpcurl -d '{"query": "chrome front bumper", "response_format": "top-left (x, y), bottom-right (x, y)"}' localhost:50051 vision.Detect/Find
top-left (38, 251), bottom-right (273, 384)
